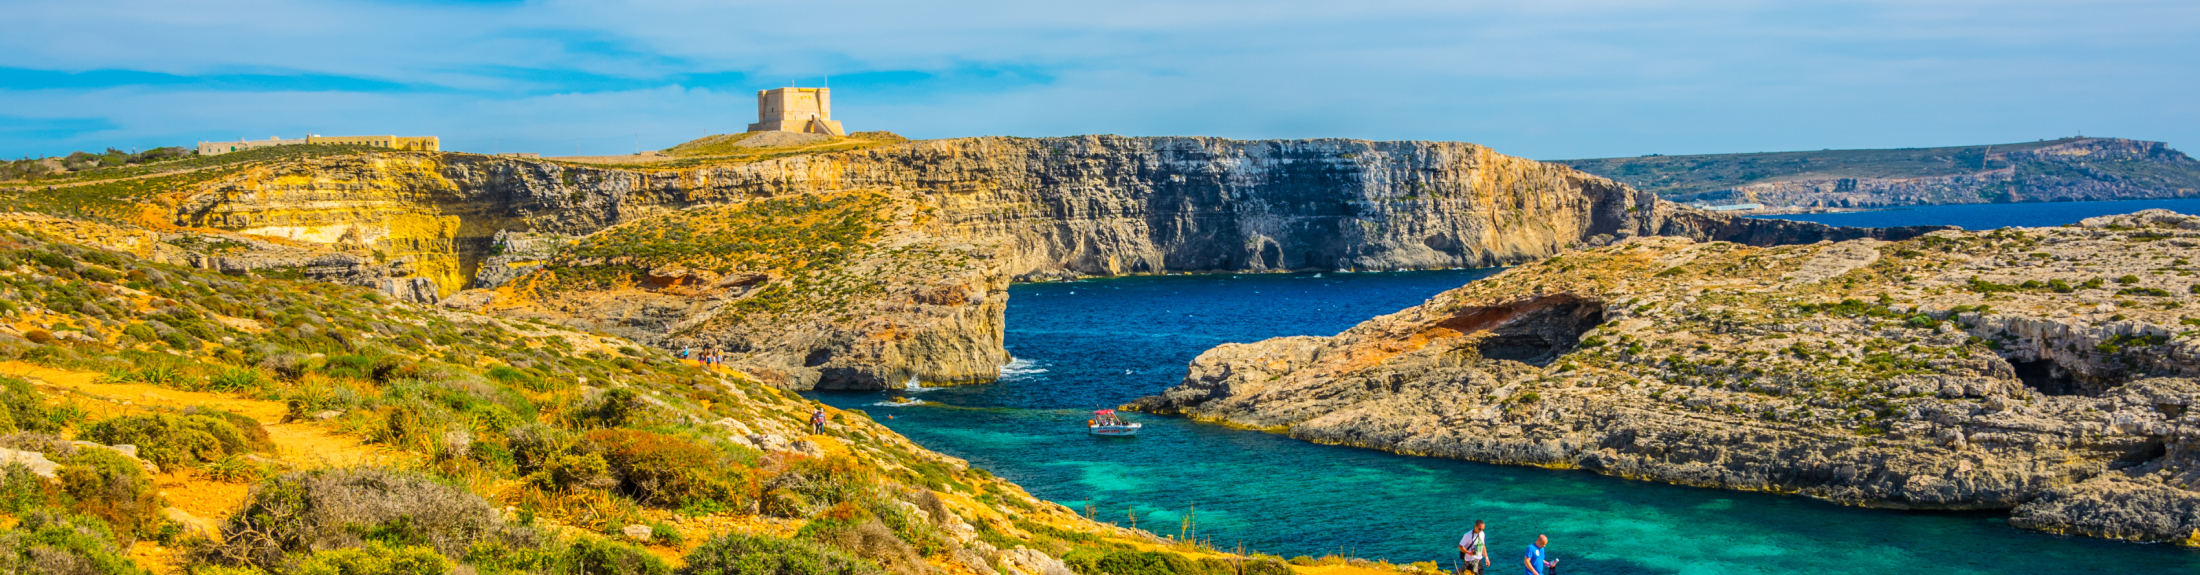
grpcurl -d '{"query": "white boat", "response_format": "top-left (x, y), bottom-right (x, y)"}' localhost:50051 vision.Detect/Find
top-left (1088, 409), bottom-right (1142, 436)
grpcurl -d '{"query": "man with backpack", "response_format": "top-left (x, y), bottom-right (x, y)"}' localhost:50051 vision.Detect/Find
top-left (811, 408), bottom-right (828, 435)
top-left (1457, 520), bottom-right (1488, 575)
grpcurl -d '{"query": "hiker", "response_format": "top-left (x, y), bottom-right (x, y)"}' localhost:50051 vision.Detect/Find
top-left (1522, 535), bottom-right (1555, 575)
top-left (1457, 520), bottom-right (1487, 575)
top-left (811, 408), bottom-right (828, 434)
top-left (681, 347), bottom-right (691, 360)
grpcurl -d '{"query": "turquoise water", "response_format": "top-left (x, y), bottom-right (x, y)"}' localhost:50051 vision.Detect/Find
top-left (808, 270), bottom-right (2200, 573)
top-left (1746, 197), bottom-right (2200, 229)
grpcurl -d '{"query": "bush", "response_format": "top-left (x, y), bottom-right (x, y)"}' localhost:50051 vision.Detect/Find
top-left (558, 536), bottom-right (668, 575)
top-left (208, 368), bottom-right (270, 392)
top-left (293, 542), bottom-right (450, 575)
top-left (582, 429), bottom-right (756, 509)
top-left (0, 376), bottom-right (66, 433)
top-left (78, 413), bottom-right (262, 468)
top-left (122, 323), bottom-right (158, 344)
top-left (0, 512), bottom-right (150, 575)
top-left (1243, 559), bottom-right (1290, 575)
top-left (0, 463), bottom-right (56, 515)
top-left (484, 366), bottom-right (548, 392)
top-left (680, 532), bottom-right (881, 575)
top-left (582, 388), bottom-right (650, 427)
top-left (197, 468), bottom-right (540, 572)
top-left (762, 456), bottom-right (873, 518)
top-left (58, 448), bottom-right (161, 535)
top-left (797, 503), bottom-right (923, 575)
top-left (187, 407), bottom-right (276, 451)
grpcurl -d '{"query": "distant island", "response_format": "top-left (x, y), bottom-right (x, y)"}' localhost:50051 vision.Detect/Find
top-left (1556, 137), bottom-right (2200, 209)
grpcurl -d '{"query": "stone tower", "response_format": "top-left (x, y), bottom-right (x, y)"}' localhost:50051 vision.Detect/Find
top-left (746, 87), bottom-right (846, 136)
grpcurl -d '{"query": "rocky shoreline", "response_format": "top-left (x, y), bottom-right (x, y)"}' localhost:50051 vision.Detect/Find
top-left (1131, 210), bottom-right (2200, 545)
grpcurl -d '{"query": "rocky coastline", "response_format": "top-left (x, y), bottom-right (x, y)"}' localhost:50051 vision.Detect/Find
top-left (1130, 209), bottom-right (2200, 545)
top-left (162, 136), bottom-right (1938, 389)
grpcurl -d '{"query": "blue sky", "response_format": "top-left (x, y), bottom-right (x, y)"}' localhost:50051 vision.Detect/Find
top-left (2, 0), bottom-right (2194, 160)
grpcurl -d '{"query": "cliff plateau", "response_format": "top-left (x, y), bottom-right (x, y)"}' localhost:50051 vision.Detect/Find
top-left (1131, 209), bottom-right (2200, 544)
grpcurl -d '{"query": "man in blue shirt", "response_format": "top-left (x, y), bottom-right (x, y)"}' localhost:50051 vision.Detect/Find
top-left (1523, 535), bottom-right (1554, 575)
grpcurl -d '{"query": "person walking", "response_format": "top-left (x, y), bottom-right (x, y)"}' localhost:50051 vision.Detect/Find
top-left (1457, 520), bottom-right (1488, 575)
top-left (1522, 535), bottom-right (1554, 575)
top-left (811, 408), bottom-right (828, 435)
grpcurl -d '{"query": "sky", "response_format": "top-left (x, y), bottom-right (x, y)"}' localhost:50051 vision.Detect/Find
top-left (1, 0), bottom-right (2194, 160)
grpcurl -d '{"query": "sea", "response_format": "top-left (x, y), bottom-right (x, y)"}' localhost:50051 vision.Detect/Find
top-left (805, 199), bottom-right (2200, 574)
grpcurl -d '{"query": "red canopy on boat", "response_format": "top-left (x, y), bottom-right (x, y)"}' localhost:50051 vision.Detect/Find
top-left (1094, 409), bottom-right (1115, 415)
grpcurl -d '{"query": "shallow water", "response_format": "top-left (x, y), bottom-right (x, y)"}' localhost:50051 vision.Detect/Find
top-left (809, 270), bottom-right (2200, 574)
top-left (1745, 197), bottom-right (2200, 229)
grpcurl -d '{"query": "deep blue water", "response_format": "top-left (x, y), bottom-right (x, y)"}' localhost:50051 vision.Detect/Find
top-left (1745, 197), bottom-right (2200, 229)
top-left (808, 269), bottom-right (2200, 574)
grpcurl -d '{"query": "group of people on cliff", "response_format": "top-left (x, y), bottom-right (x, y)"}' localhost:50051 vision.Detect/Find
top-left (1457, 521), bottom-right (1557, 575)
top-left (682, 347), bottom-right (728, 368)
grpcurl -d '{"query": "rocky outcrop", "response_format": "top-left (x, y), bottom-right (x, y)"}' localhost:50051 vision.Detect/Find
top-left (168, 136), bottom-right (1939, 389)
top-left (1133, 210), bottom-right (2200, 544)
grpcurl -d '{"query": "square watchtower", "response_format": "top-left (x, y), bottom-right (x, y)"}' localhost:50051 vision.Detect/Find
top-left (747, 87), bottom-right (846, 135)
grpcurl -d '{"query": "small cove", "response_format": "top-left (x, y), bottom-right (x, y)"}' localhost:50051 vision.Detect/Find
top-left (810, 200), bottom-right (2200, 574)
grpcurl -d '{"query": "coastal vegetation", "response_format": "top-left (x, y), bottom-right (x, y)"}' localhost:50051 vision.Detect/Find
top-left (0, 220), bottom-right (1298, 573)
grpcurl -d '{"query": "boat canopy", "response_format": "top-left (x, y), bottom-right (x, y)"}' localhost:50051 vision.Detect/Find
top-left (1094, 409), bottom-right (1115, 415)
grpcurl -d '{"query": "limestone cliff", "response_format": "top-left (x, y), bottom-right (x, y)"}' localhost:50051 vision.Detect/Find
top-left (168, 136), bottom-right (1939, 389)
top-left (1131, 209), bottom-right (2200, 545)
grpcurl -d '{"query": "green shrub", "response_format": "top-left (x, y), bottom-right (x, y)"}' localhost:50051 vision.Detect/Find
top-left (797, 503), bottom-right (923, 575)
top-left (0, 512), bottom-right (151, 575)
top-left (208, 368), bottom-right (270, 392)
top-left (0, 376), bottom-right (66, 432)
top-left (1243, 559), bottom-right (1291, 575)
top-left (293, 542), bottom-right (451, 575)
top-left (79, 413), bottom-right (262, 468)
top-left (57, 448), bottom-right (161, 536)
top-left (582, 429), bottom-right (756, 509)
top-left (583, 388), bottom-right (650, 427)
top-left (557, 536), bottom-right (668, 575)
top-left (1064, 550), bottom-right (1210, 575)
top-left (680, 532), bottom-right (881, 575)
top-left (762, 456), bottom-right (874, 518)
top-left (324, 355), bottom-right (377, 380)
top-left (484, 366), bottom-right (549, 391)
top-left (187, 407), bottom-right (276, 451)
top-left (122, 323), bottom-right (158, 343)
top-left (0, 463), bottom-right (56, 514)
top-left (198, 468), bottom-right (540, 572)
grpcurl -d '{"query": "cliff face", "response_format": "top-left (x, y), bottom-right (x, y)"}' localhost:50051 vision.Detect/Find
top-left (170, 136), bottom-right (1937, 389)
top-left (1130, 210), bottom-right (2200, 544)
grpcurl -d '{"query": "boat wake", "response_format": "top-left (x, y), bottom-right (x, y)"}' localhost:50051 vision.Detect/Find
top-left (871, 397), bottom-right (926, 407)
